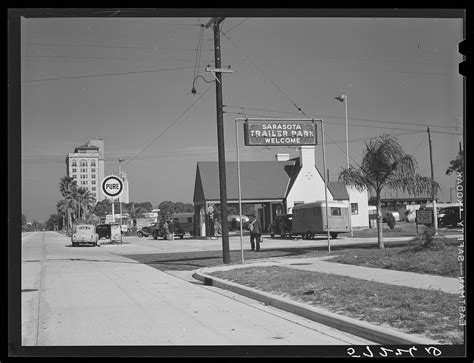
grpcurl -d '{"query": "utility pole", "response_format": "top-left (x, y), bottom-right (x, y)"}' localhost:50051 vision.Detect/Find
top-left (206, 17), bottom-right (230, 263)
top-left (427, 127), bottom-right (438, 234)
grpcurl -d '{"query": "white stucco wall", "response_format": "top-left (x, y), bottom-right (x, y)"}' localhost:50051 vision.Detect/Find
top-left (347, 186), bottom-right (369, 228)
top-left (285, 147), bottom-right (333, 213)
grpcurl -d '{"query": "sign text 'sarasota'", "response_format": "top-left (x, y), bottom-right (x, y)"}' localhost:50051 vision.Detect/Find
top-left (244, 120), bottom-right (317, 146)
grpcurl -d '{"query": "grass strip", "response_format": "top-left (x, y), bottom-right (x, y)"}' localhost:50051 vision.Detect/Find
top-left (210, 266), bottom-right (463, 345)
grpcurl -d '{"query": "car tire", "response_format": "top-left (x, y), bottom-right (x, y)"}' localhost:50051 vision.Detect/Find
top-left (137, 231), bottom-right (143, 237)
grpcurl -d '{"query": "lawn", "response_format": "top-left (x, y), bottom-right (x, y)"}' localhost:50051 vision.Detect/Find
top-left (209, 266), bottom-right (464, 345)
top-left (324, 241), bottom-right (460, 277)
top-left (352, 222), bottom-right (461, 238)
top-left (124, 235), bottom-right (460, 277)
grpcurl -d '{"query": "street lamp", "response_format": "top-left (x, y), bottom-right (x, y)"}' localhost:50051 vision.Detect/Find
top-left (334, 94), bottom-right (349, 169)
top-left (335, 94), bottom-right (353, 237)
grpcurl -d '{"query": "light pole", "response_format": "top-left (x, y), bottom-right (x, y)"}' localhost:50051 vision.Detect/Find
top-left (335, 94), bottom-right (353, 237)
top-left (335, 94), bottom-right (349, 169)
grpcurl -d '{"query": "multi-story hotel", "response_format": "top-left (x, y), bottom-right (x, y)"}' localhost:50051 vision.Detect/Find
top-left (66, 139), bottom-right (105, 202)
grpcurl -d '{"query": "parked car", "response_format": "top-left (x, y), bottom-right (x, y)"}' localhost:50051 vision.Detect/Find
top-left (71, 224), bottom-right (99, 247)
top-left (228, 214), bottom-right (250, 231)
top-left (382, 211), bottom-right (400, 223)
top-left (96, 224), bottom-right (111, 239)
top-left (137, 223), bottom-right (155, 237)
top-left (438, 206), bottom-right (463, 227)
top-left (270, 214), bottom-right (293, 238)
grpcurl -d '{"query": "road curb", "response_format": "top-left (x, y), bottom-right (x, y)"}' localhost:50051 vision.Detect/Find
top-left (192, 264), bottom-right (438, 345)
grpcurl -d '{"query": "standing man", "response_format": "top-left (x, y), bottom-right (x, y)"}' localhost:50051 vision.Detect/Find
top-left (249, 217), bottom-right (262, 252)
top-left (162, 220), bottom-right (169, 240)
top-left (168, 219), bottom-right (175, 240)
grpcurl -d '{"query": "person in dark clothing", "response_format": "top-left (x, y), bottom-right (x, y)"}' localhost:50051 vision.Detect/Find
top-left (168, 220), bottom-right (175, 240)
top-left (249, 217), bottom-right (262, 252)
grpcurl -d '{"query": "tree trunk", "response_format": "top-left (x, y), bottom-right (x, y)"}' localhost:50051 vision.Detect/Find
top-left (376, 197), bottom-right (384, 249)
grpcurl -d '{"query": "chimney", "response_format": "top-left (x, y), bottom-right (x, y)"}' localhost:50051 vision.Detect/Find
top-left (298, 146), bottom-right (315, 169)
top-left (275, 153), bottom-right (290, 161)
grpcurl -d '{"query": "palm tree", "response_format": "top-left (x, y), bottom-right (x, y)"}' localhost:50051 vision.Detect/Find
top-left (59, 176), bottom-right (79, 231)
top-left (56, 200), bottom-right (67, 231)
top-left (59, 176), bottom-right (77, 197)
top-left (338, 134), bottom-right (439, 248)
top-left (76, 187), bottom-right (96, 222)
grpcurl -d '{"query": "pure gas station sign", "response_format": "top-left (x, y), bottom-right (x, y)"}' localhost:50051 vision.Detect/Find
top-left (101, 175), bottom-right (124, 199)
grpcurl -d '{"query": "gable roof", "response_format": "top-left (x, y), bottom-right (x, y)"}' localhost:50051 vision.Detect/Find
top-left (327, 181), bottom-right (350, 200)
top-left (194, 161), bottom-right (296, 203)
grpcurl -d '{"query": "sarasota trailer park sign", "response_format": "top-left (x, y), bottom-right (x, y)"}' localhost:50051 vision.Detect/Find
top-left (244, 119), bottom-right (317, 146)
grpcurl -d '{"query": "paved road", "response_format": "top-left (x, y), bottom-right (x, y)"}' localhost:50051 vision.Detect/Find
top-left (21, 231), bottom-right (374, 346)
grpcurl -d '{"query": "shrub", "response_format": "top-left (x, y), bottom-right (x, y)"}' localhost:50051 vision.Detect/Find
top-left (387, 213), bottom-right (396, 230)
top-left (404, 228), bottom-right (449, 252)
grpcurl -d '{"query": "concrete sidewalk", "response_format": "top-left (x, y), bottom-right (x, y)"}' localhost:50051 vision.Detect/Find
top-left (259, 255), bottom-right (459, 294)
top-left (193, 254), bottom-right (460, 345)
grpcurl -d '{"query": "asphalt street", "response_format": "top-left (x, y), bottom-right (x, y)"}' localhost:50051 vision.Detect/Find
top-left (21, 231), bottom-right (375, 346)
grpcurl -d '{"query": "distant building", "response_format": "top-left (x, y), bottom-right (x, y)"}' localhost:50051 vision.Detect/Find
top-left (118, 168), bottom-right (130, 204)
top-left (193, 146), bottom-right (369, 237)
top-left (66, 139), bottom-right (105, 203)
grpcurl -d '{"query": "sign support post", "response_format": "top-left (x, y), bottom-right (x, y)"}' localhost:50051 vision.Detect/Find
top-left (235, 119), bottom-right (244, 263)
top-left (101, 175), bottom-right (124, 244)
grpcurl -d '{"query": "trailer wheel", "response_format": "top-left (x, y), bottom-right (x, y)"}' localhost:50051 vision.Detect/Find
top-left (330, 232), bottom-right (338, 239)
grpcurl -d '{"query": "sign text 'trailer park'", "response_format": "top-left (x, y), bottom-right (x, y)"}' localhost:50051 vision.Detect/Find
top-left (243, 120), bottom-right (317, 146)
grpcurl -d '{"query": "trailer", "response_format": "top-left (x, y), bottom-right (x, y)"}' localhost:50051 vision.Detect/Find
top-left (172, 212), bottom-right (195, 238)
top-left (291, 201), bottom-right (351, 239)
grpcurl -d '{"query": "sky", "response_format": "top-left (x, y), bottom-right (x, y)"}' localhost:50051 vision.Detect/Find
top-left (19, 12), bottom-right (464, 223)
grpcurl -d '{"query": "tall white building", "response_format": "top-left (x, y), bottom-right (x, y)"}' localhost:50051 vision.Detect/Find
top-left (118, 168), bottom-right (130, 204)
top-left (66, 139), bottom-right (105, 203)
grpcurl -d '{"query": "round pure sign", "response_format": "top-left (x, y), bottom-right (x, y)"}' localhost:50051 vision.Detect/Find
top-left (101, 175), bottom-right (123, 199)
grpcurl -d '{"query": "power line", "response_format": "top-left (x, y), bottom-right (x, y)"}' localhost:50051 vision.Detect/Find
top-left (26, 42), bottom-right (213, 51)
top-left (218, 29), bottom-right (437, 168)
top-left (223, 105), bottom-right (458, 130)
top-left (411, 133), bottom-right (427, 155)
top-left (21, 130), bottom-right (425, 165)
top-left (224, 111), bottom-right (462, 136)
top-left (39, 18), bottom-right (203, 26)
top-left (22, 65), bottom-right (202, 83)
top-left (223, 18), bottom-right (249, 34)
top-left (25, 54), bottom-right (214, 63)
top-left (122, 83), bottom-right (214, 169)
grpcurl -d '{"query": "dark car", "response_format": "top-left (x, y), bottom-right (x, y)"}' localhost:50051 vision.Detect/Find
top-left (137, 222), bottom-right (166, 239)
top-left (438, 206), bottom-right (463, 228)
top-left (96, 224), bottom-right (111, 239)
top-left (137, 223), bottom-right (155, 237)
top-left (270, 214), bottom-right (293, 238)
